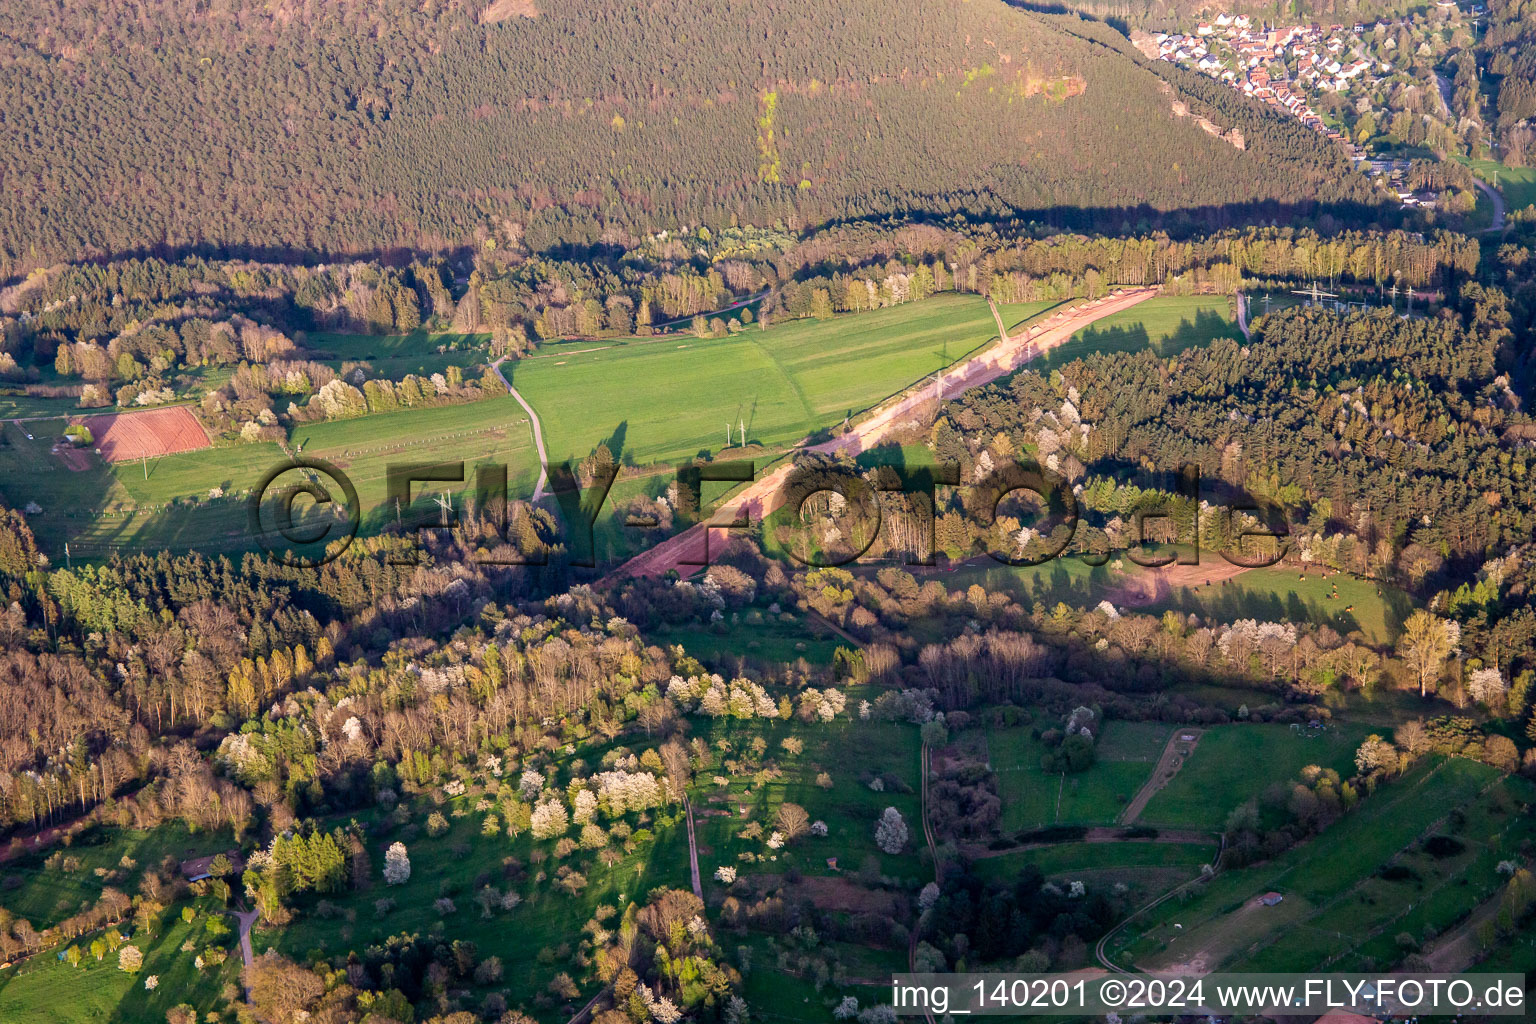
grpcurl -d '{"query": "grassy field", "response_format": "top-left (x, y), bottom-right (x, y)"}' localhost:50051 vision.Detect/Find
top-left (656, 608), bottom-right (844, 668)
top-left (1037, 295), bottom-right (1236, 370)
top-left (894, 554), bottom-right (1406, 650)
top-left (0, 898), bottom-right (241, 1024)
top-left (303, 329), bottom-right (492, 380)
top-left (990, 718), bottom-right (1170, 831)
top-left (2, 396), bottom-right (540, 559)
top-left (0, 823), bottom-right (242, 1023)
top-left (1114, 759), bottom-right (1532, 973)
top-left (1459, 157), bottom-right (1536, 215)
top-left (263, 712), bottom-right (921, 1015)
top-left (267, 792), bottom-right (694, 1015)
top-left (0, 392), bottom-right (82, 420)
top-left (1140, 567), bottom-right (1410, 645)
top-left (685, 714), bottom-right (925, 886)
top-left (996, 300), bottom-right (1063, 331)
top-left (291, 394), bottom-right (539, 527)
top-left (0, 823), bottom-right (237, 931)
top-left (512, 295), bottom-right (1008, 466)
top-left (1139, 721), bottom-right (1375, 831)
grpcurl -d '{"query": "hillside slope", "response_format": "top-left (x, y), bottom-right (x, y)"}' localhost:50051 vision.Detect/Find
top-left (0, 0), bottom-right (1380, 275)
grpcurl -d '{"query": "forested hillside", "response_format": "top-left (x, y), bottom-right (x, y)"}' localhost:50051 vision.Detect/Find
top-left (1015, 0), bottom-right (1411, 30)
top-left (0, 0), bottom-right (1380, 278)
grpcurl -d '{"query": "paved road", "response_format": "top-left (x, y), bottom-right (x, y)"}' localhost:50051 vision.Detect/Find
top-left (610, 288), bottom-right (1158, 580)
top-left (493, 356), bottom-right (549, 502)
top-left (229, 905), bottom-right (259, 999)
top-left (1474, 176), bottom-right (1506, 232)
top-left (1235, 292), bottom-right (1251, 341)
top-left (1434, 72), bottom-right (1456, 122)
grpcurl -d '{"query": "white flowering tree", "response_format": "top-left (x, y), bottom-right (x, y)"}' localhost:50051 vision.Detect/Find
top-left (531, 799), bottom-right (570, 839)
top-left (573, 788), bottom-right (599, 824)
top-left (383, 842), bottom-right (411, 885)
top-left (1467, 667), bottom-right (1508, 707)
top-left (874, 807), bottom-right (908, 854)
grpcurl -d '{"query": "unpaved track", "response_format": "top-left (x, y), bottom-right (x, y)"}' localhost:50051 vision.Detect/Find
top-left (911, 742), bottom-right (941, 1024)
top-left (493, 356), bottom-right (549, 502)
top-left (612, 288), bottom-right (1158, 579)
top-left (683, 794), bottom-right (703, 900)
top-left (965, 825), bottom-right (1218, 859)
top-left (1118, 728), bottom-right (1202, 824)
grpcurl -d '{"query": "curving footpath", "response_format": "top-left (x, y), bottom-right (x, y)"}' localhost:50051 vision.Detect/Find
top-left (492, 356), bottom-right (549, 502)
top-left (610, 288), bottom-right (1158, 580)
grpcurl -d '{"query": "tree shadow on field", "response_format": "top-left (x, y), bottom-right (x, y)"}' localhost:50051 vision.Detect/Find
top-left (596, 421), bottom-right (628, 464)
top-left (1036, 308), bottom-right (1237, 371)
top-left (1155, 586), bottom-right (1366, 640)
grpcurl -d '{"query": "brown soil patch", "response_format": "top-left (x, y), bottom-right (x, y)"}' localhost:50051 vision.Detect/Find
top-left (758, 873), bottom-right (901, 915)
top-left (1145, 896), bottom-right (1274, 974)
top-left (1111, 557), bottom-right (1253, 608)
top-left (77, 406), bottom-right (210, 462)
top-left (51, 443), bottom-right (94, 471)
top-left (480, 0), bottom-right (539, 23)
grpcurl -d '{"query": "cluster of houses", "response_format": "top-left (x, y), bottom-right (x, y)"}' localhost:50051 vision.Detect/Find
top-left (1365, 157), bottom-right (1441, 208)
top-left (1149, 13), bottom-right (1407, 159)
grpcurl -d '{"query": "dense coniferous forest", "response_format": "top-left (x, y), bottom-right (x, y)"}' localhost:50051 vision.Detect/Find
top-left (0, 0), bottom-right (1385, 278)
top-left (925, 233), bottom-right (1536, 684)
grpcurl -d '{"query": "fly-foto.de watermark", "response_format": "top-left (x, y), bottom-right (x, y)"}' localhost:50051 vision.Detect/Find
top-left (248, 454), bottom-right (1290, 569)
top-left (888, 972), bottom-right (1527, 1016)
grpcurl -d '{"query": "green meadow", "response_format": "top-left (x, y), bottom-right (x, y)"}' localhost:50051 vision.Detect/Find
top-left (2, 396), bottom-right (539, 559)
top-left (511, 295), bottom-right (1009, 466)
top-left (1139, 721), bottom-right (1379, 831)
top-left (302, 329), bottom-right (492, 381)
top-left (1115, 759), bottom-right (1533, 973)
top-left (685, 715), bottom-right (925, 885)
top-left (972, 840), bottom-right (1214, 882)
top-left (0, 823), bottom-right (241, 1024)
top-left (989, 718), bottom-right (1170, 831)
top-left (0, 902), bottom-right (241, 1024)
top-left (1459, 157), bottom-right (1536, 216)
top-left (1140, 566), bottom-right (1410, 645)
top-left (1037, 295), bottom-right (1237, 369)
